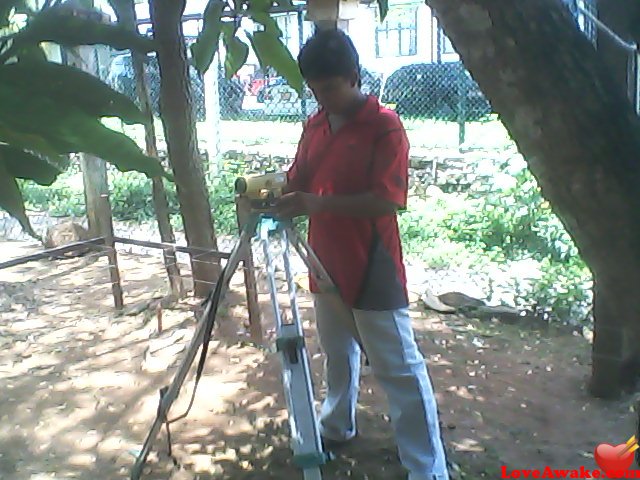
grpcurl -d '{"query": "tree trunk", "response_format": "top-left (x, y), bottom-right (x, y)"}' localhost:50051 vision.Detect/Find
top-left (149, 0), bottom-right (221, 297)
top-left (113, 0), bottom-right (185, 299)
top-left (597, 0), bottom-right (640, 104)
top-left (427, 0), bottom-right (640, 398)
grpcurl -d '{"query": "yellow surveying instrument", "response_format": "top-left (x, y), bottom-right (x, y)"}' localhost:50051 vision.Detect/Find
top-left (234, 172), bottom-right (288, 211)
top-left (131, 174), bottom-right (355, 480)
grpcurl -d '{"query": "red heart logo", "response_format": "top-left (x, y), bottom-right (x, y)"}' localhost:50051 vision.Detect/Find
top-left (594, 443), bottom-right (634, 477)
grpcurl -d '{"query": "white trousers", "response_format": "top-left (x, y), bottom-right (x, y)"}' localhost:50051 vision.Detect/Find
top-left (313, 293), bottom-right (450, 480)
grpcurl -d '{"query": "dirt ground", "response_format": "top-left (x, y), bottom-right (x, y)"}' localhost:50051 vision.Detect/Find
top-left (0, 239), bottom-right (638, 480)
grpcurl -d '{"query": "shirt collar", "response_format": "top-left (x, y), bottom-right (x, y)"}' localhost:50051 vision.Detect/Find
top-left (317, 94), bottom-right (380, 126)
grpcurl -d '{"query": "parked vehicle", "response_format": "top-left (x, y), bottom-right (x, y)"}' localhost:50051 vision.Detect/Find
top-left (256, 76), bottom-right (288, 104)
top-left (360, 68), bottom-right (383, 98)
top-left (380, 61), bottom-right (492, 121)
top-left (218, 73), bottom-right (245, 119)
top-left (106, 52), bottom-right (245, 121)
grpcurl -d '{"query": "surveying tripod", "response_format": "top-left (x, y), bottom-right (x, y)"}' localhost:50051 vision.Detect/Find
top-left (130, 211), bottom-right (361, 480)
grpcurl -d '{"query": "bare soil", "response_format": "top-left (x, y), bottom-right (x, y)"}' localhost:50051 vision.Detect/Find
top-left (0, 240), bottom-right (638, 480)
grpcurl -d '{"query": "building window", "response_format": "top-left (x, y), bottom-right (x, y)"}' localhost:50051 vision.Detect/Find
top-left (274, 14), bottom-right (294, 49)
top-left (375, 7), bottom-right (418, 58)
top-left (439, 26), bottom-right (456, 55)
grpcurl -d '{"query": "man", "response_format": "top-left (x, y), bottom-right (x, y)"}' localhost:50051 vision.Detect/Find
top-left (275, 28), bottom-right (450, 480)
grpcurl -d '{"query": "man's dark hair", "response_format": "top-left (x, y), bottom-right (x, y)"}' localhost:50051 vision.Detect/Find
top-left (298, 28), bottom-right (361, 86)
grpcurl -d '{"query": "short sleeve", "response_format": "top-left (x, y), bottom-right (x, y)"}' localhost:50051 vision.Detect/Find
top-left (370, 123), bottom-right (409, 209)
top-left (286, 125), bottom-right (311, 193)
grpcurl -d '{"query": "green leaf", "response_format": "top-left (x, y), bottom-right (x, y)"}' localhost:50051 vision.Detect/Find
top-left (71, 119), bottom-right (168, 178)
top-left (276, 0), bottom-right (294, 8)
top-left (249, 11), bottom-right (283, 37)
top-left (190, 0), bottom-right (225, 74)
top-left (0, 144), bottom-right (66, 186)
top-left (0, 82), bottom-right (168, 180)
top-left (9, 6), bottom-right (155, 54)
top-left (0, 126), bottom-right (63, 159)
top-left (0, 61), bottom-right (145, 125)
top-left (0, 158), bottom-right (40, 240)
top-left (14, 43), bottom-right (47, 62)
top-left (247, 0), bottom-right (283, 35)
top-left (248, 0), bottom-right (273, 11)
top-left (377, 0), bottom-right (388, 22)
top-left (221, 23), bottom-right (249, 79)
top-left (247, 29), bottom-right (302, 95)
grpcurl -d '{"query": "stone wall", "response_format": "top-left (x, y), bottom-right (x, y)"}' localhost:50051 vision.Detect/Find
top-left (218, 145), bottom-right (521, 194)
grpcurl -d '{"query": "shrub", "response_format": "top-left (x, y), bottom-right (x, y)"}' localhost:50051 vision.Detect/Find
top-left (419, 166), bottom-right (593, 324)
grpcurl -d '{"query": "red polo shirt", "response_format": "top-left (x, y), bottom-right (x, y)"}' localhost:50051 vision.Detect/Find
top-left (286, 95), bottom-right (409, 311)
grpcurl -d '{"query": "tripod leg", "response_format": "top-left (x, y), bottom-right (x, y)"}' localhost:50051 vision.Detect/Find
top-left (285, 227), bottom-right (335, 295)
top-left (286, 227), bottom-right (367, 357)
top-left (130, 215), bottom-right (260, 480)
top-left (260, 224), bottom-right (327, 477)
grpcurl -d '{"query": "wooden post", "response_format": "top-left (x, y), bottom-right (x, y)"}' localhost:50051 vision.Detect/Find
top-left (66, 19), bottom-right (125, 310)
top-left (307, 0), bottom-right (359, 30)
top-left (80, 154), bottom-right (124, 310)
top-left (235, 196), bottom-right (263, 343)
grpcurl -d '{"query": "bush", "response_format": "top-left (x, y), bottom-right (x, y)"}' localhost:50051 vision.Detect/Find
top-left (108, 171), bottom-right (180, 223)
top-left (405, 165), bottom-right (593, 324)
top-left (518, 257), bottom-right (592, 324)
top-left (441, 168), bottom-right (579, 264)
top-left (19, 163), bottom-right (85, 217)
top-left (398, 195), bottom-right (488, 269)
top-left (19, 155), bottom-right (267, 236)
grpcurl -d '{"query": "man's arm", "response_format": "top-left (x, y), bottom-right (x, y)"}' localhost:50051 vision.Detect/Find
top-left (284, 125), bottom-right (310, 194)
top-left (275, 191), bottom-right (397, 219)
top-left (318, 193), bottom-right (398, 216)
top-left (276, 123), bottom-right (409, 219)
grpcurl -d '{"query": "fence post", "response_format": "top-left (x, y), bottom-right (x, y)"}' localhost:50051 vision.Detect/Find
top-left (235, 196), bottom-right (263, 344)
top-left (457, 65), bottom-right (467, 148)
top-left (80, 153), bottom-right (124, 310)
top-left (629, 48), bottom-right (640, 115)
top-left (298, 9), bottom-right (307, 120)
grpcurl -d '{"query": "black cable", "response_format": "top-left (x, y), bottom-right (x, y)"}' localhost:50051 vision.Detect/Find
top-left (165, 262), bottom-right (228, 424)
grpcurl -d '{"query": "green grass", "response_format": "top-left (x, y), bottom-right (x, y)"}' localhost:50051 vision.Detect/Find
top-left (108, 116), bottom-right (512, 154)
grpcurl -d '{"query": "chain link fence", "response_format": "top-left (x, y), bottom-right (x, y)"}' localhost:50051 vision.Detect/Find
top-left (98, 0), bottom-right (605, 133)
top-left (100, 5), bottom-right (498, 129)
top-left (104, 49), bottom-right (243, 122)
top-left (105, 55), bottom-right (492, 125)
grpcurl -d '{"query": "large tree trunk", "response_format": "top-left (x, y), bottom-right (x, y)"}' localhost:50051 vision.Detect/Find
top-left (113, 0), bottom-right (184, 299)
top-left (149, 0), bottom-right (221, 297)
top-left (597, 0), bottom-right (640, 104)
top-left (427, 0), bottom-right (640, 398)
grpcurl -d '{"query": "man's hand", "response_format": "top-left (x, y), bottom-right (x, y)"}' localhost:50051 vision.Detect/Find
top-left (274, 191), bottom-right (323, 219)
